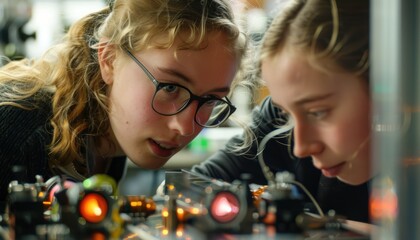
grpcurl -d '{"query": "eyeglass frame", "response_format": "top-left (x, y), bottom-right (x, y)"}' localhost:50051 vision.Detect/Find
top-left (123, 47), bottom-right (237, 128)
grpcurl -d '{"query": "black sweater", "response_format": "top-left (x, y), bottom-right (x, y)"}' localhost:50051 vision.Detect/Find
top-left (192, 97), bottom-right (371, 223)
top-left (0, 99), bottom-right (54, 201)
top-left (0, 96), bottom-right (126, 210)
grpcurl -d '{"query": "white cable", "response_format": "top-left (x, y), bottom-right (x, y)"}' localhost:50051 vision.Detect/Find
top-left (288, 179), bottom-right (325, 217)
top-left (257, 125), bottom-right (293, 184)
top-left (257, 125), bottom-right (325, 217)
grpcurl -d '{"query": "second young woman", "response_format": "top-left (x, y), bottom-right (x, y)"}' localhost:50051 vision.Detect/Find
top-left (192, 0), bottom-right (372, 222)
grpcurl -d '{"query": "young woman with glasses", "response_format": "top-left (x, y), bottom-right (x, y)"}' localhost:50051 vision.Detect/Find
top-left (0, 0), bottom-right (249, 205)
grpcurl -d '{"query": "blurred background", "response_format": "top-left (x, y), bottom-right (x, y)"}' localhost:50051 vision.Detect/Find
top-left (1, 1), bottom-right (419, 239)
top-left (0, 0), bottom-right (276, 60)
top-left (0, 0), bottom-right (105, 59)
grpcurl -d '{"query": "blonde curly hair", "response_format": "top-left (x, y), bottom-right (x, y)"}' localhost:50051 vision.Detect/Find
top-left (0, 0), bottom-right (248, 170)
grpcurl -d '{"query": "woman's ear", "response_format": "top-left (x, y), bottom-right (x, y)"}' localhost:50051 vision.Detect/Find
top-left (98, 42), bottom-right (115, 85)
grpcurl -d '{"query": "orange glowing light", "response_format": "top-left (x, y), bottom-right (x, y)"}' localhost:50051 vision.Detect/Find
top-left (190, 207), bottom-right (200, 215)
top-left (370, 188), bottom-right (398, 221)
top-left (79, 193), bottom-right (108, 223)
top-left (90, 232), bottom-right (106, 240)
top-left (177, 208), bottom-right (184, 215)
top-left (162, 209), bottom-right (169, 217)
top-left (130, 201), bottom-right (142, 207)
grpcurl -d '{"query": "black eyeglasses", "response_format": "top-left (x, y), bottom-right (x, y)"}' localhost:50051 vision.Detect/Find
top-left (124, 48), bottom-right (236, 128)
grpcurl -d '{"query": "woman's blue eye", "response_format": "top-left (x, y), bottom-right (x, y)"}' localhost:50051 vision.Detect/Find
top-left (162, 85), bottom-right (178, 93)
top-left (309, 110), bottom-right (328, 119)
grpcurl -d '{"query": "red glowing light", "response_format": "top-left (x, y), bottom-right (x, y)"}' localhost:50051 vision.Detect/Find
top-left (210, 192), bottom-right (240, 223)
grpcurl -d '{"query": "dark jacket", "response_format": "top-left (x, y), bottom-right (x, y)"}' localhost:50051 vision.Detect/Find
top-left (0, 95), bottom-right (126, 211)
top-left (192, 97), bottom-right (370, 223)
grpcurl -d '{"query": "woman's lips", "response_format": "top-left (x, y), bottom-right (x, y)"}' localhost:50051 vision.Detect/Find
top-left (148, 139), bottom-right (178, 158)
top-left (321, 162), bottom-right (346, 178)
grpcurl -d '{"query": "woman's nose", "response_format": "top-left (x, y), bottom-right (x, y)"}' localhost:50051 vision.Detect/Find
top-left (168, 101), bottom-right (200, 136)
top-left (292, 121), bottom-right (323, 158)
